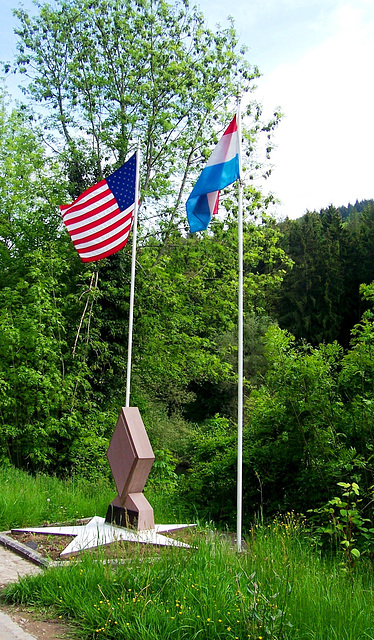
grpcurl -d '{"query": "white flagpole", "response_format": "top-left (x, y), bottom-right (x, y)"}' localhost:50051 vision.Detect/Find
top-left (237, 91), bottom-right (244, 553)
top-left (125, 143), bottom-right (141, 407)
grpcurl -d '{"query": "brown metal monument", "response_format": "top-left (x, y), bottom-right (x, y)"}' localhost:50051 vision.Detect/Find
top-left (105, 407), bottom-right (155, 530)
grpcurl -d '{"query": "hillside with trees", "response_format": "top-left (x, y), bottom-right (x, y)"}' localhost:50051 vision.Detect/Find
top-left (338, 198), bottom-right (374, 221)
top-left (1, 0), bottom-right (374, 534)
top-left (273, 202), bottom-right (374, 347)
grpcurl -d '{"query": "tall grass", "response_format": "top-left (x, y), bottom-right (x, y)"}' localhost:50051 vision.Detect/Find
top-left (247, 514), bottom-right (374, 639)
top-left (1, 467), bottom-right (373, 639)
top-left (2, 515), bottom-right (374, 639)
top-left (144, 482), bottom-right (190, 525)
top-left (0, 465), bottom-right (115, 530)
top-left (2, 530), bottom-right (291, 640)
top-left (0, 465), bottom-right (187, 531)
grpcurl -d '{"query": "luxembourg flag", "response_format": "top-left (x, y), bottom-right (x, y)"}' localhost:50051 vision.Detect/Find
top-left (186, 115), bottom-right (240, 233)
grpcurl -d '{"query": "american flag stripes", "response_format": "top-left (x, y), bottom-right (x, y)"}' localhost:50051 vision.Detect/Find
top-left (60, 153), bottom-right (137, 262)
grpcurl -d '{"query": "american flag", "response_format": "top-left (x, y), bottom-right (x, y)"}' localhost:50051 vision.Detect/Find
top-left (60, 153), bottom-right (138, 262)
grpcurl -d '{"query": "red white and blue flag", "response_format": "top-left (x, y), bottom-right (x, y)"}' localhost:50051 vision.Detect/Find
top-left (186, 116), bottom-right (240, 233)
top-left (60, 153), bottom-right (137, 262)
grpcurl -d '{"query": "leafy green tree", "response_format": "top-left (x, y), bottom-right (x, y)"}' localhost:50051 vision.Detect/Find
top-left (0, 0), bottom-right (290, 480)
top-left (0, 94), bottom-right (116, 473)
top-left (0, 97), bottom-right (74, 468)
top-left (181, 414), bottom-right (238, 524)
top-left (244, 326), bottom-right (351, 511)
top-left (338, 282), bottom-right (374, 479)
top-left (182, 276), bottom-right (374, 526)
top-left (130, 213), bottom-right (290, 416)
top-left (0, 91), bottom-right (289, 476)
top-left (0, 99), bottom-right (64, 260)
top-left (13, 0), bottom-right (276, 237)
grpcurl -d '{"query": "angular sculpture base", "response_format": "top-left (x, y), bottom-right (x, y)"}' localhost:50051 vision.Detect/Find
top-left (105, 493), bottom-right (155, 530)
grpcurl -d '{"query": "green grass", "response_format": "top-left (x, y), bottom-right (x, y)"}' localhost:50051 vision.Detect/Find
top-left (0, 465), bottom-right (187, 530)
top-left (247, 515), bottom-right (374, 639)
top-left (0, 465), bottom-right (115, 529)
top-left (2, 530), bottom-right (290, 640)
top-left (1, 467), bottom-right (374, 639)
top-left (2, 518), bottom-right (374, 639)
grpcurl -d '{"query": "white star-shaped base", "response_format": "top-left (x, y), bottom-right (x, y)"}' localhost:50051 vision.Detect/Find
top-left (12, 517), bottom-right (196, 557)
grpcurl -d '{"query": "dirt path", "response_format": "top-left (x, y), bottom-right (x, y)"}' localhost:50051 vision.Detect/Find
top-left (0, 546), bottom-right (76, 640)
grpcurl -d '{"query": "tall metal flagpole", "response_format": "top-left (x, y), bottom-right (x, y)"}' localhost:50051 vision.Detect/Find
top-left (237, 91), bottom-right (244, 553)
top-left (125, 143), bottom-right (141, 407)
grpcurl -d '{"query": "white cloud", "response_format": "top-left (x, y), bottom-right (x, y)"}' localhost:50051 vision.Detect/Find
top-left (258, 2), bottom-right (374, 217)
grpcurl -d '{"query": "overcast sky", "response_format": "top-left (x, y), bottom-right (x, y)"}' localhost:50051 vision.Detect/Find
top-left (1, 0), bottom-right (374, 219)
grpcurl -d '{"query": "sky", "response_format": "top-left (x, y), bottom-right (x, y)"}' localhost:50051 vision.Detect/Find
top-left (1, 0), bottom-right (374, 219)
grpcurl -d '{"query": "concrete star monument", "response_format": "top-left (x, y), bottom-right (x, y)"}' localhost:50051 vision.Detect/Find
top-left (12, 517), bottom-right (194, 557)
top-left (13, 407), bottom-right (195, 557)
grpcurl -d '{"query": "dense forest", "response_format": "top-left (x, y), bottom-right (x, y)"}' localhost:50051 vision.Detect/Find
top-left (1, 0), bottom-right (374, 530)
